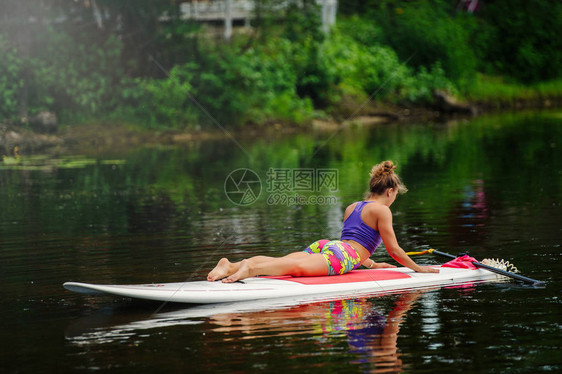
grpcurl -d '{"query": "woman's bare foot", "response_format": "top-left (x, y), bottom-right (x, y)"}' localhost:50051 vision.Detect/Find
top-left (207, 258), bottom-right (234, 282)
top-left (372, 262), bottom-right (396, 269)
top-left (222, 260), bottom-right (254, 283)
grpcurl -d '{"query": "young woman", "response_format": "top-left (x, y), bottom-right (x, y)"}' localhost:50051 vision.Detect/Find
top-left (207, 161), bottom-right (438, 283)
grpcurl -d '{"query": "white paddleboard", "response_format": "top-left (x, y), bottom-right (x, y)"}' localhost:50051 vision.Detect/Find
top-left (63, 266), bottom-right (504, 304)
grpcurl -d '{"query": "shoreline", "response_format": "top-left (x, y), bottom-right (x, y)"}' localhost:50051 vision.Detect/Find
top-left (2, 97), bottom-right (561, 157)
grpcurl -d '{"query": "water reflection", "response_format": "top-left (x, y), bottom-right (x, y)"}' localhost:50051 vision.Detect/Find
top-left (66, 291), bottom-right (425, 373)
top-left (209, 292), bottom-right (424, 373)
top-left (460, 179), bottom-right (489, 225)
top-left (349, 292), bottom-right (422, 372)
top-left (445, 179), bottom-right (491, 247)
top-left (2, 112), bottom-right (561, 373)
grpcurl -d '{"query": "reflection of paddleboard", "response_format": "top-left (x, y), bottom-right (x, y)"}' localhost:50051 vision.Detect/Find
top-left (64, 266), bottom-right (503, 304)
top-left (65, 291), bottom-right (402, 345)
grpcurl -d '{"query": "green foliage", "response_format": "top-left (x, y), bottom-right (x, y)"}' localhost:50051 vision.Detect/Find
top-left (150, 18), bottom-right (202, 71)
top-left (34, 29), bottom-right (125, 118)
top-left (132, 64), bottom-right (199, 128)
top-left (122, 38), bottom-right (316, 129)
top-left (324, 21), bottom-right (455, 104)
top-left (474, 0), bottom-right (562, 83)
top-left (190, 48), bottom-right (257, 126)
top-left (370, 0), bottom-right (477, 87)
top-left (323, 30), bottom-right (408, 99)
top-left (462, 74), bottom-right (562, 106)
top-left (338, 0), bottom-right (380, 16)
top-left (404, 63), bottom-right (456, 103)
top-left (0, 27), bottom-right (126, 123)
top-left (1, 0), bottom-right (561, 128)
top-left (238, 39), bottom-right (315, 124)
top-left (0, 36), bottom-right (23, 120)
top-left (335, 15), bottom-right (384, 46)
top-left (283, 1), bottom-right (324, 44)
top-left (281, 1), bottom-right (337, 106)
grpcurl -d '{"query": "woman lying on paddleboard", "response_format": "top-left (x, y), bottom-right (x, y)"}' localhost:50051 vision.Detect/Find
top-left (208, 160), bottom-right (438, 283)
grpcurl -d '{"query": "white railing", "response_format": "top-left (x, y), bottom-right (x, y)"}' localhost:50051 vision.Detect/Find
top-left (177, 0), bottom-right (337, 39)
top-left (179, 0), bottom-right (337, 24)
top-left (180, 1), bottom-right (254, 21)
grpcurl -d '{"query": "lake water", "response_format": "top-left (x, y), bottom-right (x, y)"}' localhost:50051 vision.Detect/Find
top-left (1, 112), bottom-right (561, 373)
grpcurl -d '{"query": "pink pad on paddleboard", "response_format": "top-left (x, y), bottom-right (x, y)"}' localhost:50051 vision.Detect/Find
top-left (262, 269), bottom-right (412, 285)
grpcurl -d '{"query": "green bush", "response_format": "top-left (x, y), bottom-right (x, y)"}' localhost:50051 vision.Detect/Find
top-left (34, 29), bottom-right (125, 119)
top-left (371, 0), bottom-right (477, 87)
top-left (4, 0), bottom-right (559, 129)
top-left (324, 22), bottom-right (455, 105)
top-left (240, 39), bottom-right (315, 124)
top-left (474, 0), bottom-right (562, 83)
top-left (276, 2), bottom-right (339, 107)
top-left (131, 64), bottom-right (199, 128)
top-left (403, 63), bottom-right (456, 104)
top-left (324, 30), bottom-right (409, 100)
top-left (125, 37), bottom-right (316, 129)
top-left (0, 27), bottom-right (127, 123)
top-left (0, 36), bottom-right (23, 121)
top-left (335, 15), bottom-right (384, 47)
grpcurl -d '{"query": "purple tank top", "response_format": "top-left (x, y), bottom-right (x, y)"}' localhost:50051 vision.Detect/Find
top-left (340, 201), bottom-right (382, 255)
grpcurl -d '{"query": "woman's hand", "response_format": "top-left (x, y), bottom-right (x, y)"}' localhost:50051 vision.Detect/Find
top-left (373, 261), bottom-right (396, 269)
top-left (415, 266), bottom-right (439, 273)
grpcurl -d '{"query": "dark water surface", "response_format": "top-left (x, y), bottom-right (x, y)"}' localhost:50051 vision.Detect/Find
top-left (1, 112), bottom-right (561, 373)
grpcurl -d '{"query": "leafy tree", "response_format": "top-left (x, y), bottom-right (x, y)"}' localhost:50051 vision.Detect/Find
top-left (0, 36), bottom-right (23, 120)
top-left (474, 0), bottom-right (562, 82)
top-left (369, 0), bottom-right (477, 87)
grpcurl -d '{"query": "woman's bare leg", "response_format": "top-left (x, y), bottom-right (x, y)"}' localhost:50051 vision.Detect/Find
top-left (207, 256), bottom-right (270, 281)
top-left (207, 253), bottom-right (308, 281)
top-left (223, 253), bottom-right (328, 283)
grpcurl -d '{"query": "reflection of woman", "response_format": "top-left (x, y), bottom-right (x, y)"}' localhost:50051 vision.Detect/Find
top-left (347, 292), bottom-right (423, 373)
top-left (208, 292), bottom-right (423, 373)
top-left (208, 161), bottom-right (437, 283)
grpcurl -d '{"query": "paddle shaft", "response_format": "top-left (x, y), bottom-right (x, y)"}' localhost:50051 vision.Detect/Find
top-left (430, 249), bottom-right (546, 287)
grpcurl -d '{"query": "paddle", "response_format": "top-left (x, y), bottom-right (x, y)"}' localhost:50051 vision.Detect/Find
top-left (406, 248), bottom-right (546, 287)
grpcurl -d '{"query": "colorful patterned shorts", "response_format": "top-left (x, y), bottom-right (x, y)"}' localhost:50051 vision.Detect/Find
top-left (303, 239), bottom-right (362, 276)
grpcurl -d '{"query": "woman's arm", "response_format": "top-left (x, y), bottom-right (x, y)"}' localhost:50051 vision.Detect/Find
top-left (376, 206), bottom-right (438, 273)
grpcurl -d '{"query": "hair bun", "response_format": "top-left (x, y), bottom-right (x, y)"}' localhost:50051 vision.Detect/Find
top-left (370, 160), bottom-right (396, 178)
